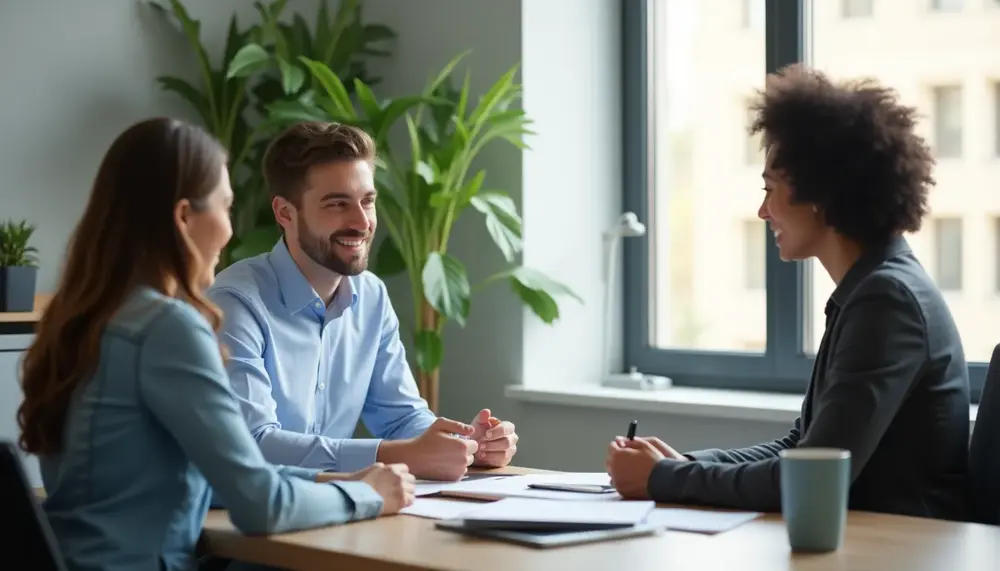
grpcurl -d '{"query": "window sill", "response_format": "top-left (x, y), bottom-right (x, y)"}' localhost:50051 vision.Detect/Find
top-left (505, 384), bottom-right (980, 426)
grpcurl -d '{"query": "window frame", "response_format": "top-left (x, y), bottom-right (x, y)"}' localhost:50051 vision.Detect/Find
top-left (621, 0), bottom-right (987, 401)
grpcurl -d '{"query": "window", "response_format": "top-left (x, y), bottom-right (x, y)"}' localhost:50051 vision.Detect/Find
top-left (994, 218), bottom-right (1000, 293)
top-left (742, 0), bottom-right (765, 29)
top-left (995, 83), bottom-right (1000, 157)
top-left (841, 0), bottom-right (873, 18)
top-left (933, 218), bottom-right (963, 290)
top-left (623, 0), bottom-right (996, 400)
top-left (932, 86), bottom-right (963, 158)
top-left (744, 100), bottom-right (765, 165)
top-left (931, 0), bottom-right (963, 11)
top-left (744, 220), bottom-right (766, 290)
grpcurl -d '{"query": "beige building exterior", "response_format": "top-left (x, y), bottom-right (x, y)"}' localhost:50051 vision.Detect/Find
top-left (652, 0), bottom-right (1000, 363)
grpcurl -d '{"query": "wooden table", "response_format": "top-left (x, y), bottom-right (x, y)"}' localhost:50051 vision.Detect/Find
top-left (0, 293), bottom-right (50, 335)
top-left (200, 468), bottom-right (1000, 571)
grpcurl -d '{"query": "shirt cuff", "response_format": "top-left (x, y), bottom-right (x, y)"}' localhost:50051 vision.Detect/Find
top-left (647, 458), bottom-right (686, 502)
top-left (337, 439), bottom-right (382, 472)
top-left (276, 465), bottom-right (322, 481)
top-left (332, 480), bottom-right (385, 521)
top-left (684, 449), bottom-right (721, 462)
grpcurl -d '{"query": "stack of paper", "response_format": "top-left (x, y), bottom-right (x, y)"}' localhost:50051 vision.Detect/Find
top-left (431, 472), bottom-right (623, 502)
top-left (644, 507), bottom-right (759, 534)
top-left (455, 497), bottom-right (655, 530)
top-left (403, 471), bottom-right (761, 537)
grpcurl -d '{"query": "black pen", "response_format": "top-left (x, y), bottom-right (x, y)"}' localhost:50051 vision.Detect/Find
top-left (626, 420), bottom-right (638, 440)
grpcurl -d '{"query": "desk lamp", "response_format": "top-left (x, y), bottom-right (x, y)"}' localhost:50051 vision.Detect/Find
top-left (601, 212), bottom-right (672, 391)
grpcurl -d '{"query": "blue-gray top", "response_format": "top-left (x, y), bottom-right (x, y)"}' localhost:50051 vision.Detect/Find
top-left (38, 286), bottom-right (383, 571)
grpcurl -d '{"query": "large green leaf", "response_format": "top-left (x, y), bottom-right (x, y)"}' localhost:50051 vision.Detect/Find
top-left (508, 266), bottom-right (582, 324)
top-left (371, 237), bottom-right (406, 277)
top-left (511, 266), bottom-right (582, 303)
top-left (156, 76), bottom-right (211, 126)
top-left (422, 252), bottom-right (471, 326)
top-left (352, 78), bottom-right (383, 122)
top-left (276, 57), bottom-right (305, 94)
top-left (470, 192), bottom-right (522, 262)
top-left (226, 43), bottom-right (271, 79)
top-left (510, 279), bottom-right (559, 324)
top-left (264, 99), bottom-right (328, 124)
top-left (413, 329), bottom-right (443, 373)
top-left (299, 56), bottom-right (355, 117)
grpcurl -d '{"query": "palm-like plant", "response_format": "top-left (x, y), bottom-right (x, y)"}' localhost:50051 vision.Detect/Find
top-left (268, 53), bottom-right (581, 411)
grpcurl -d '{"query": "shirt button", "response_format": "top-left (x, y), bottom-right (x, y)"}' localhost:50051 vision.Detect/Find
top-left (314, 301), bottom-right (323, 309)
top-left (318, 383), bottom-right (326, 390)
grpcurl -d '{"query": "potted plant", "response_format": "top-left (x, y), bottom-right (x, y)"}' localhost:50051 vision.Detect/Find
top-left (0, 219), bottom-right (39, 312)
top-left (271, 52), bottom-right (581, 412)
top-left (150, 0), bottom-right (396, 267)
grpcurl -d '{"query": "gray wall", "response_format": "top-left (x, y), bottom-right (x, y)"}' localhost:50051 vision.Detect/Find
top-left (0, 0), bottom-right (791, 485)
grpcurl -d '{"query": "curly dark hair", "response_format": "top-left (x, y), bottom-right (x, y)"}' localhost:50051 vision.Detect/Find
top-left (749, 63), bottom-right (934, 246)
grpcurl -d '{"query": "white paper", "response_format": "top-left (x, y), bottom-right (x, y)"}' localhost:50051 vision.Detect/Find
top-left (644, 507), bottom-right (759, 534)
top-left (438, 473), bottom-right (624, 502)
top-left (413, 474), bottom-right (512, 497)
top-left (400, 498), bottom-right (481, 519)
top-left (460, 497), bottom-right (655, 525)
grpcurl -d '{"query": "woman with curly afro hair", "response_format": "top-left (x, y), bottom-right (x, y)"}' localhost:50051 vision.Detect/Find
top-left (607, 64), bottom-right (970, 523)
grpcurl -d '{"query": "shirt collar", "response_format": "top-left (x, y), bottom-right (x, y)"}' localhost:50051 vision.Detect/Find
top-left (267, 238), bottom-right (359, 317)
top-left (827, 234), bottom-right (911, 316)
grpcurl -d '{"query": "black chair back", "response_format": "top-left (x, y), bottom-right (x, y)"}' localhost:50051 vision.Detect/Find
top-left (969, 344), bottom-right (1000, 525)
top-left (0, 441), bottom-right (66, 570)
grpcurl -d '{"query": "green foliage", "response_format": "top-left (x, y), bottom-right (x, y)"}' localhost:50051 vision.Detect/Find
top-left (149, 0), bottom-right (396, 267)
top-left (281, 52), bottom-right (582, 375)
top-left (0, 220), bottom-right (38, 268)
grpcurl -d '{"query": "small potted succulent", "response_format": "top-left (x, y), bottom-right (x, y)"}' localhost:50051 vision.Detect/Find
top-left (0, 219), bottom-right (39, 312)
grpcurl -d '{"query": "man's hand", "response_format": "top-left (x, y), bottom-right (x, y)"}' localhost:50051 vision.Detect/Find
top-left (469, 408), bottom-right (518, 468)
top-left (377, 417), bottom-right (478, 481)
top-left (605, 438), bottom-right (666, 499)
top-left (359, 462), bottom-right (416, 515)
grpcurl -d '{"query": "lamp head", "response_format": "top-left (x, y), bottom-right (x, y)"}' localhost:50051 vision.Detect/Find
top-left (618, 212), bottom-right (646, 237)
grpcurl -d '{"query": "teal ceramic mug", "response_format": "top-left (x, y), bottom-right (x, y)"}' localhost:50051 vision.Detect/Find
top-left (779, 448), bottom-right (851, 552)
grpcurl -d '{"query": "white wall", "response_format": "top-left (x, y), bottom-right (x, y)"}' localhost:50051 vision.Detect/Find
top-left (0, 0), bottom-right (795, 483)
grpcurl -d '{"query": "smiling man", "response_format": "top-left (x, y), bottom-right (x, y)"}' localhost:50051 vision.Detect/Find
top-left (208, 122), bottom-right (519, 481)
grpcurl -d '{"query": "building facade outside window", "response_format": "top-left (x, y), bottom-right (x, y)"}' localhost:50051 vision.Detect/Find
top-left (623, 0), bottom-right (1000, 399)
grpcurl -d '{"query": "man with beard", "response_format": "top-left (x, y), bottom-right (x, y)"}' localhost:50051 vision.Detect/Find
top-left (208, 122), bottom-right (519, 482)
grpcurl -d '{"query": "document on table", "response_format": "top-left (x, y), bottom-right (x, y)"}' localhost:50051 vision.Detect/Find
top-left (400, 498), bottom-right (481, 520)
top-left (644, 507), bottom-right (759, 534)
top-left (435, 473), bottom-right (623, 501)
top-left (459, 497), bottom-right (655, 529)
top-left (414, 473), bottom-right (515, 497)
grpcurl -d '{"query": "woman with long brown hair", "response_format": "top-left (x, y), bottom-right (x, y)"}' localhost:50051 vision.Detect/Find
top-left (17, 117), bottom-right (414, 571)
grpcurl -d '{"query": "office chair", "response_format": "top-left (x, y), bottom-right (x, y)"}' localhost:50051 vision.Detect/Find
top-left (969, 344), bottom-right (1000, 526)
top-left (0, 441), bottom-right (67, 570)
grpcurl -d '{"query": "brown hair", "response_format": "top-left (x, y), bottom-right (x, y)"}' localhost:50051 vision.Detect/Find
top-left (262, 121), bottom-right (376, 206)
top-left (18, 117), bottom-right (229, 455)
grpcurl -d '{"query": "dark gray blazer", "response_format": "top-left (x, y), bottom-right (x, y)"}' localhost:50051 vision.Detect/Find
top-left (648, 237), bottom-right (970, 521)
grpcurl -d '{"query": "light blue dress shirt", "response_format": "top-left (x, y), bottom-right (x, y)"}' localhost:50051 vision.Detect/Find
top-left (39, 287), bottom-right (383, 571)
top-left (207, 239), bottom-right (436, 473)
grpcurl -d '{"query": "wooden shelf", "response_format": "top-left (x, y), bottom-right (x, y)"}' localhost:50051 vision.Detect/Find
top-left (0, 294), bottom-right (51, 335)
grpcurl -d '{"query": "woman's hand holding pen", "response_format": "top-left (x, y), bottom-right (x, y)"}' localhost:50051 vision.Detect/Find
top-left (606, 422), bottom-right (688, 499)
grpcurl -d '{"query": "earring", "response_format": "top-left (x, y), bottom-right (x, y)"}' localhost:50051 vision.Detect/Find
top-left (812, 205), bottom-right (818, 213)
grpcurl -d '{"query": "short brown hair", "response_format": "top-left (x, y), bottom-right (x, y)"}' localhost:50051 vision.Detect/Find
top-left (262, 121), bottom-right (377, 205)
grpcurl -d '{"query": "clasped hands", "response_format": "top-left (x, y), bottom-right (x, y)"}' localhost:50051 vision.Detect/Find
top-left (605, 435), bottom-right (686, 499)
top-left (378, 408), bottom-right (518, 482)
